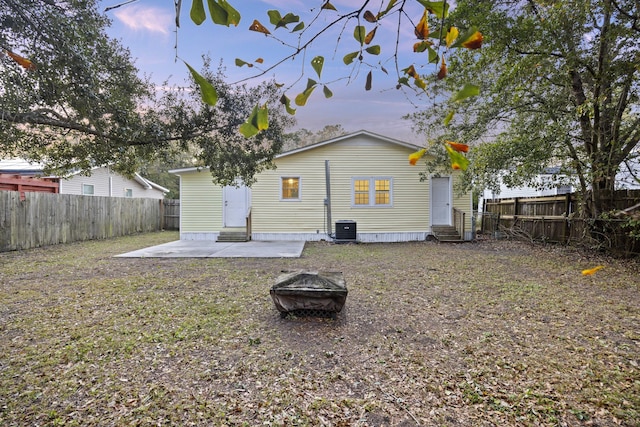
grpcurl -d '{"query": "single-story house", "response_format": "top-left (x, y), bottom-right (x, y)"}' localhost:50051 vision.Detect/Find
top-left (0, 159), bottom-right (168, 199)
top-left (170, 130), bottom-right (473, 242)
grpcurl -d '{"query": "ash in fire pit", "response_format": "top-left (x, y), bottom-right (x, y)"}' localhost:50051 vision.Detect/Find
top-left (270, 270), bottom-right (347, 318)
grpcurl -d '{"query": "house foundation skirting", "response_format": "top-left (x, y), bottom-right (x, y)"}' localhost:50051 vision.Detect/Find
top-left (179, 231), bottom-right (471, 242)
top-left (180, 232), bottom-right (219, 241)
top-left (252, 231), bottom-right (430, 243)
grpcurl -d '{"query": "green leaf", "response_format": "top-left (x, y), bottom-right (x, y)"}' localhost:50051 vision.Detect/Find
top-left (343, 51), bottom-right (359, 65)
top-left (365, 45), bottom-right (380, 55)
top-left (443, 110), bottom-right (455, 126)
top-left (207, 0), bottom-right (240, 26)
top-left (445, 144), bottom-right (469, 170)
top-left (396, 77), bottom-right (410, 88)
top-left (414, 41), bottom-right (430, 53)
top-left (323, 85), bottom-right (333, 98)
top-left (353, 25), bottom-right (366, 45)
top-left (415, 0), bottom-right (449, 17)
top-left (280, 94), bottom-right (296, 115)
top-left (280, 12), bottom-right (300, 27)
top-left (190, 0), bottom-right (206, 25)
top-left (378, 0), bottom-right (397, 19)
top-left (183, 61), bottom-right (218, 106)
top-left (220, 0), bottom-right (240, 25)
top-left (304, 78), bottom-right (317, 91)
top-left (451, 83), bottom-right (480, 102)
top-left (239, 104), bottom-right (268, 138)
top-left (239, 121), bottom-right (259, 138)
top-left (255, 104), bottom-right (269, 130)
top-left (235, 58), bottom-right (252, 67)
top-left (267, 10), bottom-right (282, 26)
top-left (365, 71), bottom-right (372, 91)
top-left (267, 10), bottom-right (299, 29)
top-left (311, 56), bottom-right (324, 78)
top-left (295, 83), bottom-right (316, 106)
top-left (292, 22), bottom-right (305, 32)
top-left (427, 46), bottom-right (439, 63)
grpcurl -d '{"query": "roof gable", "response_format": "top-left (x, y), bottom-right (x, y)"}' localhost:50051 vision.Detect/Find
top-left (278, 130), bottom-right (421, 158)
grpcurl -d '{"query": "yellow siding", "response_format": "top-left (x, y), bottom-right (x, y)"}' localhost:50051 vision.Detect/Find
top-left (178, 170), bottom-right (222, 232)
top-left (252, 136), bottom-right (432, 234)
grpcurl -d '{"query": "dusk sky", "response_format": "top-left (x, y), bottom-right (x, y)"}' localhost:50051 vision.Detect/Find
top-left (101, 0), bottom-right (435, 144)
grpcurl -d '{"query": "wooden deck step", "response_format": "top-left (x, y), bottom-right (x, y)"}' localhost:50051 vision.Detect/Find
top-left (431, 225), bottom-right (462, 242)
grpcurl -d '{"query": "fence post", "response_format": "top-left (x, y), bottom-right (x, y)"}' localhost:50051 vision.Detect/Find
top-left (159, 199), bottom-right (165, 230)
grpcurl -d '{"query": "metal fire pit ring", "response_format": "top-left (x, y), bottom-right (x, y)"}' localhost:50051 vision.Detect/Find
top-left (270, 270), bottom-right (347, 319)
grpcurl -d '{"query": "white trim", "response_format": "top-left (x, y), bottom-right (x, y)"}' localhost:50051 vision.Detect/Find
top-left (351, 176), bottom-right (393, 208)
top-left (82, 183), bottom-right (94, 195)
top-left (430, 176), bottom-right (452, 225)
top-left (280, 176), bottom-right (302, 201)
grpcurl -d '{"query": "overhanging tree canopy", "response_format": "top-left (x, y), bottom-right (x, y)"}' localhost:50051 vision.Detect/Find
top-left (0, 0), bottom-right (292, 185)
top-left (409, 0), bottom-right (639, 217)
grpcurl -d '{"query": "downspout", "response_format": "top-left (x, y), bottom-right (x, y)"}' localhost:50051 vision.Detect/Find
top-left (324, 160), bottom-right (333, 238)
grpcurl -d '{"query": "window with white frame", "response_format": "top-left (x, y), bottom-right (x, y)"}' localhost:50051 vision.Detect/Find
top-left (281, 177), bottom-right (300, 200)
top-left (124, 188), bottom-right (133, 198)
top-left (352, 177), bottom-right (392, 207)
top-left (82, 184), bottom-right (94, 195)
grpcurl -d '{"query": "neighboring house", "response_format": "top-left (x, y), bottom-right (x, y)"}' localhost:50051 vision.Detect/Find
top-left (0, 160), bottom-right (168, 199)
top-left (479, 162), bottom-right (640, 214)
top-left (171, 130), bottom-right (473, 242)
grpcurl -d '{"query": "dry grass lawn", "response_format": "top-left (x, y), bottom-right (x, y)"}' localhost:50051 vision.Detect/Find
top-left (0, 231), bottom-right (638, 426)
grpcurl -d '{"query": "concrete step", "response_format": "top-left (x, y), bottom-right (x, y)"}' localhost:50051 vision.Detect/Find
top-left (217, 228), bottom-right (248, 242)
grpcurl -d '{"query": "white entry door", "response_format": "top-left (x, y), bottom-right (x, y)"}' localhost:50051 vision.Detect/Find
top-left (223, 184), bottom-right (248, 227)
top-left (431, 177), bottom-right (451, 225)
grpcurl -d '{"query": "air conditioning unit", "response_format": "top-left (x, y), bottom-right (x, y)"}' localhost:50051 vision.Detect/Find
top-left (335, 220), bottom-right (357, 242)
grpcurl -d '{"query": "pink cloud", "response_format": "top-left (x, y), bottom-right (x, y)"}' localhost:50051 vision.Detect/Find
top-left (114, 5), bottom-right (173, 35)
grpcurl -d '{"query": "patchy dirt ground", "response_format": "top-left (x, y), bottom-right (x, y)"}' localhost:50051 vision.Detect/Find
top-left (1, 232), bottom-right (638, 426)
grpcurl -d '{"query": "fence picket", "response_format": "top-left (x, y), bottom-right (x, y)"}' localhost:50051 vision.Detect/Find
top-left (0, 192), bottom-right (180, 252)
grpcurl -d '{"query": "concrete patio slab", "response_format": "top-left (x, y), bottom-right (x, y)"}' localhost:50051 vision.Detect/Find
top-left (115, 240), bottom-right (306, 258)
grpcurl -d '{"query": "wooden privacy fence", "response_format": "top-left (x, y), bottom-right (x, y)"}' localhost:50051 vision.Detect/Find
top-left (481, 190), bottom-right (640, 254)
top-left (0, 191), bottom-right (164, 252)
top-left (161, 199), bottom-right (180, 231)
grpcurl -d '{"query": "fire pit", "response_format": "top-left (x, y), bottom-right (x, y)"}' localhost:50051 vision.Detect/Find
top-left (270, 270), bottom-right (347, 318)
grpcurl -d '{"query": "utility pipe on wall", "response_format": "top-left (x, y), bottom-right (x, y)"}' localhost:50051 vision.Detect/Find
top-left (325, 160), bottom-right (332, 237)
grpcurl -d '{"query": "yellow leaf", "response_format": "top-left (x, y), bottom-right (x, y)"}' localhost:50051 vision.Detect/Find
top-left (255, 58), bottom-right (264, 64)
top-left (321, 1), bottom-right (337, 11)
top-left (403, 65), bottom-right (419, 79)
top-left (249, 19), bottom-right (271, 35)
top-left (5, 49), bottom-right (35, 70)
top-left (582, 266), bottom-right (604, 276)
top-left (446, 141), bottom-right (469, 153)
top-left (461, 30), bottom-right (483, 49)
top-left (409, 148), bottom-right (426, 165)
top-left (365, 27), bottom-right (377, 44)
top-left (414, 10), bottom-right (429, 40)
top-left (445, 26), bottom-right (459, 48)
top-left (414, 77), bottom-right (427, 91)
